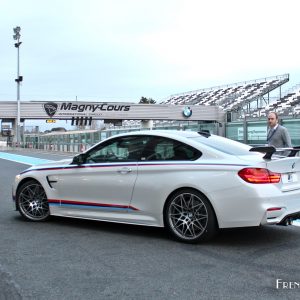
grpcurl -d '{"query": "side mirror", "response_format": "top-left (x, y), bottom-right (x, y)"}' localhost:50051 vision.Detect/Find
top-left (72, 153), bottom-right (86, 165)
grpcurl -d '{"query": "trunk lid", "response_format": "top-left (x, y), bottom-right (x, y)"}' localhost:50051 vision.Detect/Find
top-left (266, 157), bottom-right (300, 191)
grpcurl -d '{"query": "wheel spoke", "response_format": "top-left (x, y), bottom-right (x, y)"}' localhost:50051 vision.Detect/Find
top-left (172, 216), bottom-right (184, 228)
top-left (180, 195), bottom-right (189, 210)
top-left (171, 203), bottom-right (184, 214)
top-left (191, 202), bottom-right (203, 212)
top-left (192, 220), bottom-right (204, 231)
top-left (190, 223), bottom-right (197, 237)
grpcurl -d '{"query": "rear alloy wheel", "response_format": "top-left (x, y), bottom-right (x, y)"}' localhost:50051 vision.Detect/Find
top-left (165, 189), bottom-right (217, 243)
top-left (17, 180), bottom-right (50, 221)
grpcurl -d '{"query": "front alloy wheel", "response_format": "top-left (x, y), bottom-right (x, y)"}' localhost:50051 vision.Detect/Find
top-left (17, 180), bottom-right (50, 221)
top-left (165, 189), bottom-right (217, 243)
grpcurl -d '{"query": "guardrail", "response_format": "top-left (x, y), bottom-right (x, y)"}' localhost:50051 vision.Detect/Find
top-left (0, 142), bottom-right (85, 153)
top-left (22, 142), bottom-right (90, 153)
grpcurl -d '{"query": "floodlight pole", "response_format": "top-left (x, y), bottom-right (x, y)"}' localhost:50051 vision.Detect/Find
top-left (13, 26), bottom-right (22, 146)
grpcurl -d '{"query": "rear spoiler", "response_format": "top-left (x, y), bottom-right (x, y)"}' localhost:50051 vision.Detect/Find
top-left (249, 146), bottom-right (300, 159)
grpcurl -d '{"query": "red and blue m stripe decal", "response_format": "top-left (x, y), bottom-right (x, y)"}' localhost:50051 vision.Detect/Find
top-left (48, 199), bottom-right (139, 211)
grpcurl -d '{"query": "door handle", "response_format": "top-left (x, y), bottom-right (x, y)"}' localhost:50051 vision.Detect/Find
top-left (117, 167), bottom-right (132, 174)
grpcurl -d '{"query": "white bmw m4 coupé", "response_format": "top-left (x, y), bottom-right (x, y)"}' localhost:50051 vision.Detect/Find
top-left (12, 130), bottom-right (300, 243)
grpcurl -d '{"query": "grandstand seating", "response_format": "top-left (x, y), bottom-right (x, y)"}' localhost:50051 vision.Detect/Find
top-left (251, 84), bottom-right (300, 117)
top-left (161, 75), bottom-right (289, 114)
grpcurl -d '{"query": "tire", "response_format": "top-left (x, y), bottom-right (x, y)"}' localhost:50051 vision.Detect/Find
top-left (16, 180), bottom-right (50, 221)
top-left (164, 189), bottom-right (217, 243)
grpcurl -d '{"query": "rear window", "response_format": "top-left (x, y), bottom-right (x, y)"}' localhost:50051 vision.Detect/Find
top-left (191, 135), bottom-right (257, 156)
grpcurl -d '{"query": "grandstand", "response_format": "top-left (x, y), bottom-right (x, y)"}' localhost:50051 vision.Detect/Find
top-left (123, 73), bottom-right (299, 128)
top-left (251, 84), bottom-right (300, 118)
top-left (160, 74), bottom-right (300, 121)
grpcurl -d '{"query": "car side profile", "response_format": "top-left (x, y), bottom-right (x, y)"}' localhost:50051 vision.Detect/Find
top-left (12, 130), bottom-right (300, 243)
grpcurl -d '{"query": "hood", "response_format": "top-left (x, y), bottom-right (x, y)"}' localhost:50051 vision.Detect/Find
top-left (23, 158), bottom-right (73, 172)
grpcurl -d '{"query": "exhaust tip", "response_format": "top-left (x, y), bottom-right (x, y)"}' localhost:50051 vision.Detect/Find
top-left (278, 217), bottom-right (295, 226)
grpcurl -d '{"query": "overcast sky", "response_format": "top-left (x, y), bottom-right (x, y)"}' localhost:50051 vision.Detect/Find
top-left (2, 0), bottom-right (300, 105)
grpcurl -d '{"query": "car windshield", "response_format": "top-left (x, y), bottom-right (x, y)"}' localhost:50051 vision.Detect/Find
top-left (190, 135), bottom-right (257, 156)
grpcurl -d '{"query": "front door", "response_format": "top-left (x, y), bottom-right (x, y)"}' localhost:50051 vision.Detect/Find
top-left (48, 135), bottom-right (151, 218)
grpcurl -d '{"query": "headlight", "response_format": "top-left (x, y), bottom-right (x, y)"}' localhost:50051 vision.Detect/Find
top-left (15, 174), bottom-right (21, 181)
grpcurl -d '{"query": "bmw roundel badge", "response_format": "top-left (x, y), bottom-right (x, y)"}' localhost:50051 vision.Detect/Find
top-left (182, 106), bottom-right (192, 118)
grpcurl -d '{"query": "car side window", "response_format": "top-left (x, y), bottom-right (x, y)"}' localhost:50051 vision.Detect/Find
top-left (141, 137), bottom-right (201, 161)
top-left (85, 136), bottom-right (151, 163)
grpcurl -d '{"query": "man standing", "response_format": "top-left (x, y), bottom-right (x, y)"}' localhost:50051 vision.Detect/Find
top-left (267, 112), bottom-right (292, 148)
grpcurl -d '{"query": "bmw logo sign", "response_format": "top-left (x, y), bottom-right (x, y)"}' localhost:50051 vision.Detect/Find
top-left (182, 106), bottom-right (192, 118)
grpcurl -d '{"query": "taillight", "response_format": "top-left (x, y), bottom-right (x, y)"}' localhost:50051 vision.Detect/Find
top-left (238, 168), bottom-right (281, 184)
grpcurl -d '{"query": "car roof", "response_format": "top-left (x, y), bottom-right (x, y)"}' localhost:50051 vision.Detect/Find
top-left (117, 130), bottom-right (202, 138)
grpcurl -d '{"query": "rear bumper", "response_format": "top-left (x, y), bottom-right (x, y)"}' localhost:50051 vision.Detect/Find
top-left (262, 206), bottom-right (300, 225)
top-left (278, 212), bottom-right (300, 225)
top-left (248, 183), bottom-right (300, 226)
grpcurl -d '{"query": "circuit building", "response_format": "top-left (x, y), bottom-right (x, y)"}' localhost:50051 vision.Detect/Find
top-left (0, 100), bottom-right (226, 138)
